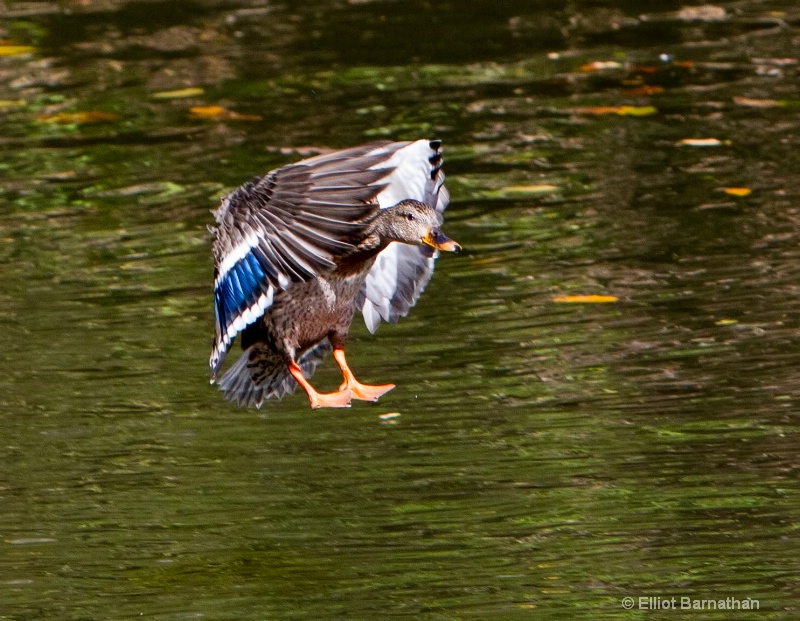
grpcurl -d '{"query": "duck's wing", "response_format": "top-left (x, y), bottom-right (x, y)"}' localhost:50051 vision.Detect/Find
top-left (210, 141), bottom-right (411, 377)
top-left (357, 139), bottom-right (451, 333)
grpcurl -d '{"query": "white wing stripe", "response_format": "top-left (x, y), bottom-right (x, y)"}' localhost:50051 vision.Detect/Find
top-left (217, 231), bottom-right (261, 281)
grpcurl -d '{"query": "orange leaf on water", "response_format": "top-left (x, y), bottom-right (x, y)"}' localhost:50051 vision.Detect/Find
top-left (189, 105), bottom-right (262, 121)
top-left (552, 295), bottom-right (619, 303)
top-left (35, 111), bottom-right (119, 125)
top-left (722, 187), bottom-right (751, 197)
top-left (623, 85), bottom-right (664, 96)
top-left (188, 105), bottom-right (226, 118)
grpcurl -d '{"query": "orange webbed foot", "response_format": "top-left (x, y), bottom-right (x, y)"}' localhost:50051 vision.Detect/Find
top-left (340, 381), bottom-right (395, 402)
top-left (288, 361), bottom-right (353, 409)
top-left (332, 347), bottom-right (395, 403)
top-left (308, 388), bottom-right (353, 410)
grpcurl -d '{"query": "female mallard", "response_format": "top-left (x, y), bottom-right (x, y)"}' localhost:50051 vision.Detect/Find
top-left (210, 139), bottom-right (459, 408)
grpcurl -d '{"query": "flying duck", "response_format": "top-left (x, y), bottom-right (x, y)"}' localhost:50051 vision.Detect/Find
top-left (209, 139), bottom-right (459, 408)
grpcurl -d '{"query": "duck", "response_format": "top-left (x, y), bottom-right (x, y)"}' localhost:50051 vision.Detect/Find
top-left (209, 139), bottom-right (460, 409)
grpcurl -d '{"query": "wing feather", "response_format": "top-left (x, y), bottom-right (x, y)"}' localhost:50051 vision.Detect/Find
top-left (357, 140), bottom-right (451, 332)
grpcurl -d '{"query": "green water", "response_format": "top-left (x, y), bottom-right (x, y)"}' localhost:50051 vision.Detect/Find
top-left (1, 1), bottom-right (798, 619)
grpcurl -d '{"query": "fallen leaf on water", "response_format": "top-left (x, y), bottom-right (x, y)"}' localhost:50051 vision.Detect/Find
top-left (575, 105), bottom-right (657, 116)
top-left (35, 111), bottom-right (119, 125)
top-left (579, 61), bottom-right (624, 72)
top-left (379, 412), bottom-right (401, 424)
top-left (677, 137), bottom-right (724, 147)
top-left (189, 105), bottom-right (263, 121)
top-left (722, 187), bottom-right (751, 197)
top-left (715, 319), bottom-right (738, 326)
top-left (0, 45), bottom-right (35, 56)
top-left (189, 105), bottom-right (226, 118)
top-left (733, 96), bottom-right (786, 108)
top-left (552, 295), bottom-right (619, 303)
top-left (6, 538), bottom-right (58, 545)
top-left (677, 5), bottom-right (727, 22)
top-left (151, 87), bottom-right (204, 99)
top-left (623, 85), bottom-right (664, 96)
top-left (501, 184), bottom-right (559, 195)
top-left (758, 57), bottom-right (796, 66)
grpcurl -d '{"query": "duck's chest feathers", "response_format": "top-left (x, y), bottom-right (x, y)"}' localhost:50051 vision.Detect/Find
top-left (265, 271), bottom-right (369, 352)
top-left (316, 276), bottom-right (338, 309)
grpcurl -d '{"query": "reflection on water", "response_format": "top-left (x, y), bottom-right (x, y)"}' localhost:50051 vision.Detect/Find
top-left (1, 1), bottom-right (798, 619)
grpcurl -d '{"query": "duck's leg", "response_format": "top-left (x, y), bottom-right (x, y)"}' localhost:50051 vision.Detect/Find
top-left (333, 347), bottom-right (395, 402)
top-left (287, 361), bottom-right (352, 409)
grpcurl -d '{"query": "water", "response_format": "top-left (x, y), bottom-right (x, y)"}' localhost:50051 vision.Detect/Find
top-left (1, 1), bottom-right (798, 619)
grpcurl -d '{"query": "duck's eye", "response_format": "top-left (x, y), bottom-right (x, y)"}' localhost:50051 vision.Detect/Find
top-left (405, 213), bottom-right (415, 222)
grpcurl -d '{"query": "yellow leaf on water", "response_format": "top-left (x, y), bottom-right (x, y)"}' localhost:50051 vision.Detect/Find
top-left (151, 87), bottom-right (204, 99)
top-left (678, 137), bottom-right (724, 147)
top-left (575, 105), bottom-right (657, 116)
top-left (189, 105), bottom-right (263, 121)
top-left (501, 184), bottom-right (559, 195)
top-left (0, 45), bottom-right (35, 56)
top-left (35, 111), bottom-right (119, 125)
top-left (552, 295), bottom-right (619, 303)
top-left (715, 319), bottom-right (738, 325)
top-left (722, 187), bottom-right (751, 197)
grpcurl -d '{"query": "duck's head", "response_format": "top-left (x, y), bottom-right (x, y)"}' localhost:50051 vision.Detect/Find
top-left (376, 199), bottom-right (461, 252)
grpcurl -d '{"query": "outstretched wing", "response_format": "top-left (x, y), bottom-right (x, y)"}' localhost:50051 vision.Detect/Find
top-left (210, 141), bottom-right (412, 377)
top-left (357, 139), bottom-right (451, 332)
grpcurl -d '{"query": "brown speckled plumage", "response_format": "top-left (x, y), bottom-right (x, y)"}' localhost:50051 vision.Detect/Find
top-left (211, 140), bottom-right (458, 409)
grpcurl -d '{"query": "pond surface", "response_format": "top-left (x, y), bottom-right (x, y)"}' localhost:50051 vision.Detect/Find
top-left (1, 1), bottom-right (799, 619)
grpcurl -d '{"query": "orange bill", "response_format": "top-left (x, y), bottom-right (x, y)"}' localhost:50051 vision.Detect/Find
top-left (422, 229), bottom-right (461, 252)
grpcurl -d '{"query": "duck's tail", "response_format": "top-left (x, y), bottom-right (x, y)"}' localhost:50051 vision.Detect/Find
top-left (217, 341), bottom-right (331, 408)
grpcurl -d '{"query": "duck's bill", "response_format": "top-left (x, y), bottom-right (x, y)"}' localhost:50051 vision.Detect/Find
top-left (423, 229), bottom-right (462, 252)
